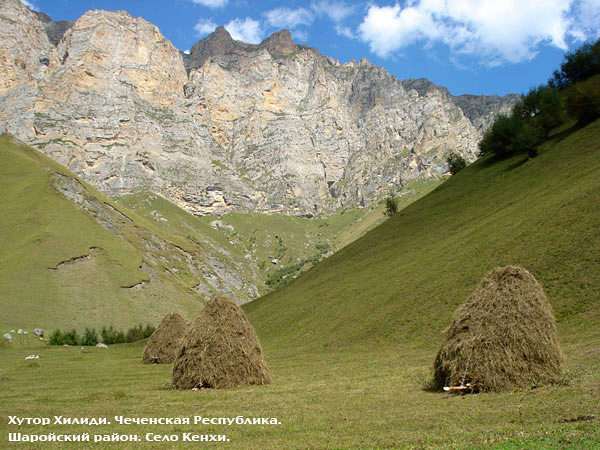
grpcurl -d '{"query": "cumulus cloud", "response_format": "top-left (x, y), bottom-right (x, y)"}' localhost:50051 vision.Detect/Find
top-left (194, 18), bottom-right (218, 37)
top-left (265, 7), bottom-right (314, 29)
top-left (225, 17), bottom-right (263, 44)
top-left (358, 0), bottom-right (599, 66)
top-left (22, 0), bottom-right (39, 11)
top-left (311, 0), bottom-right (355, 23)
top-left (188, 0), bottom-right (228, 8)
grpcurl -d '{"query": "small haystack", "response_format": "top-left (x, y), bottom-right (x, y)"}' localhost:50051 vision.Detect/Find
top-left (433, 266), bottom-right (563, 392)
top-left (142, 312), bottom-right (187, 364)
top-left (172, 296), bottom-right (271, 389)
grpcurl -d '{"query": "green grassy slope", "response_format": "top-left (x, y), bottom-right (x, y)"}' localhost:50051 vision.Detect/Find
top-left (245, 119), bottom-right (600, 353)
top-left (0, 137), bottom-right (205, 331)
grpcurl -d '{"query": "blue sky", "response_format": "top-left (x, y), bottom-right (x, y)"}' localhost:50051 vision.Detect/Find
top-left (24, 0), bottom-right (600, 96)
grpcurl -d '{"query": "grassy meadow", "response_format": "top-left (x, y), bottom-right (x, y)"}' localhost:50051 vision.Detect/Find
top-left (1, 119), bottom-right (599, 448)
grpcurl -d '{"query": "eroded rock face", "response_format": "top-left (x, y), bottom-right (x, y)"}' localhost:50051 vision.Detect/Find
top-left (0, 0), bottom-right (518, 216)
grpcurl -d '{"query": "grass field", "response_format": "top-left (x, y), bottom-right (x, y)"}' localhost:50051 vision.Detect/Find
top-left (1, 119), bottom-right (599, 448)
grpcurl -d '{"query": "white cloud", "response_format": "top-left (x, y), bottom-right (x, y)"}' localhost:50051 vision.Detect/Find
top-left (183, 49), bottom-right (191, 55)
top-left (569, 0), bottom-right (600, 40)
top-left (22, 0), bottom-right (39, 11)
top-left (311, 0), bottom-right (355, 23)
top-left (335, 24), bottom-right (355, 39)
top-left (194, 18), bottom-right (218, 37)
top-left (225, 17), bottom-right (263, 44)
top-left (358, 0), bottom-right (599, 66)
top-left (265, 7), bottom-right (314, 29)
top-left (188, 0), bottom-right (228, 8)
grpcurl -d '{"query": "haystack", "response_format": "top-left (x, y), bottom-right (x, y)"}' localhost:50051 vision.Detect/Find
top-left (172, 295), bottom-right (271, 389)
top-left (433, 266), bottom-right (563, 392)
top-left (142, 312), bottom-right (187, 364)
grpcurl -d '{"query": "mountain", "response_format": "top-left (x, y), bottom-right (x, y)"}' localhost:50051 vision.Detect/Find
top-left (0, 0), bottom-right (517, 216)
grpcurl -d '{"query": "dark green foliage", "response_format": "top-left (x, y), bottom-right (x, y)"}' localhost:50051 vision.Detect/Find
top-left (81, 328), bottom-right (98, 346)
top-left (385, 196), bottom-right (398, 217)
top-left (101, 326), bottom-right (125, 345)
top-left (446, 152), bottom-right (467, 174)
top-left (482, 40), bottom-right (600, 160)
top-left (62, 329), bottom-right (79, 346)
top-left (479, 114), bottom-right (524, 157)
top-left (143, 324), bottom-right (155, 339)
top-left (48, 329), bottom-right (63, 345)
top-left (125, 323), bottom-right (155, 342)
top-left (49, 324), bottom-right (154, 346)
top-left (549, 39), bottom-right (600, 89)
top-left (514, 123), bottom-right (543, 158)
top-left (567, 81), bottom-right (600, 124)
top-left (519, 86), bottom-right (563, 138)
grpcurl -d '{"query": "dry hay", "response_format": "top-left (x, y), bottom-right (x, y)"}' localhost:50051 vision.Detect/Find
top-left (433, 266), bottom-right (563, 392)
top-left (172, 295), bottom-right (271, 389)
top-left (142, 312), bottom-right (187, 364)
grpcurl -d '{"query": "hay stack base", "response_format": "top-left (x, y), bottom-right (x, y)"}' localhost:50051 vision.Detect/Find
top-left (142, 312), bottom-right (187, 364)
top-left (434, 266), bottom-right (563, 392)
top-left (172, 296), bottom-right (271, 389)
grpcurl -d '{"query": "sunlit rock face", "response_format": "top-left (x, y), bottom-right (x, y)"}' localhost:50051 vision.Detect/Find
top-left (0, 0), bottom-right (518, 216)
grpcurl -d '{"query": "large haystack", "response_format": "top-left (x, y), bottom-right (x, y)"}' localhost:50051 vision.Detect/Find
top-left (433, 266), bottom-right (563, 392)
top-left (172, 295), bottom-right (271, 389)
top-left (142, 312), bottom-right (187, 364)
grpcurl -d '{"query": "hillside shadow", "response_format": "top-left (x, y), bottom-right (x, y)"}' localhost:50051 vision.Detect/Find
top-left (550, 121), bottom-right (587, 143)
top-left (504, 157), bottom-right (529, 172)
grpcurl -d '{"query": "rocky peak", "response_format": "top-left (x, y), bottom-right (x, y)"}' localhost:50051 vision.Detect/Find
top-left (33, 11), bottom-right (73, 46)
top-left (186, 26), bottom-right (242, 71)
top-left (259, 29), bottom-right (298, 57)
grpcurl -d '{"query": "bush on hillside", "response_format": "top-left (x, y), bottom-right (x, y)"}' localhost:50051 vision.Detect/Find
top-left (566, 82), bottom-right (600, 124)
top-left (385, 196), bottom-right (398, 217)
top-left (81, 328), bottom-right (98, 346)
top-left (446, 152), bottom-right (467, 174)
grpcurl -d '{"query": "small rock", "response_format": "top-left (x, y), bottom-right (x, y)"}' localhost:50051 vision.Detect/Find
top-left (10, 329), bottom-right (15, 333)
top-left (25, 355), bottom-right (39, 360)
top-left (3, 333), bottom-right (12, 341)
top-left (96, 343), bottom-right (108, 349)
top-left (23, 331), bottom-right (28, 334)
top-left (17, 329), bottom-right (23, 334)
top-left (34, 328), bottom-right (44, 337)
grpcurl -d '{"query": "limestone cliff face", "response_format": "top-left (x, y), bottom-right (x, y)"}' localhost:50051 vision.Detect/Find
top-left (0, 0), bottom-right (518, 216)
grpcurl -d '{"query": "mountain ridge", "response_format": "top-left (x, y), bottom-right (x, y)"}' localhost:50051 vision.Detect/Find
top-left (0, 0), bottom-right (518, 216)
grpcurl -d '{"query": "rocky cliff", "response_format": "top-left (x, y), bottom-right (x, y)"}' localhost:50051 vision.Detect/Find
top-left (0, 0), bottom-right (518, 216)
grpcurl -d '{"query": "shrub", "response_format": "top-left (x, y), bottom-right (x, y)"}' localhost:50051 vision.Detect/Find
top-left (479, 114), bottom-right (524, 157)
top-left (125, 323), bottom-right (154, 343)
top-left (446, 152), bottom-right (467, 174)
top-left (101, 326), bottom-right (125, 345)
top-left (81, 328), bottom-right (98, 346)
top-left (385, 196), bottom-right (398, 217)
top-left (513, 124), bottom-right (543, 158)
top-left (519, 86), bottom-right (563, 138)
top-left (49, 329), bottom-right (63, 345)
top-left (49, 324), bottom-right (152, 345)
top-left (61, 329), bottom-right (79, 346)
top-left (566, 83), bottom-right (600, 124)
